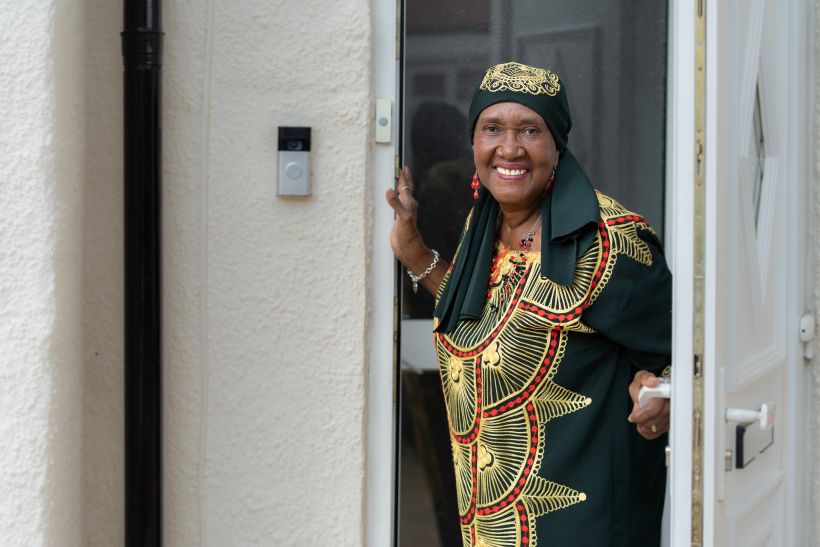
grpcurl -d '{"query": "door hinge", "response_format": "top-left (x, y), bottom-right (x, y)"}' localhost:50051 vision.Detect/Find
top-left (724, 449), bottom-right (733, 472)
top-left (395, 0), bottom-right (402, 60)
top-left (800, 314), bottom-right (815, 360)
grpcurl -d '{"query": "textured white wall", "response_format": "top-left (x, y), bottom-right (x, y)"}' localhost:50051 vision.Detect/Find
top-left (81, 0), bottom-right (374, 544)
top-left (0, 0), bottom-right (86, 545)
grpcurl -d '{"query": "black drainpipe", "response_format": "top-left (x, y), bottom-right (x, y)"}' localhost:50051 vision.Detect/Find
top-left (122, 1), bottom-right (162, 545)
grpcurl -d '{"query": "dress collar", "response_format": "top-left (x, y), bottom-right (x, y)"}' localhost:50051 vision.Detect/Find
top-left (539, 149), bottom-right (600, 286)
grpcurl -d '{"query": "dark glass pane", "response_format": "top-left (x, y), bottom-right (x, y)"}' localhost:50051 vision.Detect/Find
top-left (398, 3), bottom-right (669, 546)
top-left (402, 0), bottom-right (668, 320)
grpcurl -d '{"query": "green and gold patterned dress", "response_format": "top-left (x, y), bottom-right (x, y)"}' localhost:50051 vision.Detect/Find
top-left (434, 192), bottom-right (671, 547)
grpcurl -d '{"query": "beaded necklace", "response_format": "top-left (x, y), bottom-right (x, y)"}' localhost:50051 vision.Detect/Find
top-left (517, 216), bottom-right (540, 251)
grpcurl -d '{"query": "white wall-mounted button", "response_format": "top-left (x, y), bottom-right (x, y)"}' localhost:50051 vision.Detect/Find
top-left (285, 162), bottom-right (303, 179)
top-left (375, 98), bottom-right (392, 143)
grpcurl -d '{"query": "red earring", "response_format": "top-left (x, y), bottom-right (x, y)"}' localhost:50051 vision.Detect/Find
top-left (544, 166), bottom-right (556, 196)
top-left (471, 172), bottom-right (480, 200)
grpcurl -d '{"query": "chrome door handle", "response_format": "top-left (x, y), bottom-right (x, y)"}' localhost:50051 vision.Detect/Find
top-left (725, 401), bottom-right (776, 430)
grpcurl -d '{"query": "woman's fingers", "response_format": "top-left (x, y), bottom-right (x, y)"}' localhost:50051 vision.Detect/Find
top-left (628, 396), bottom-right (664, 423)
top-left (627, 369), bottom-right (670, 439)
top-left (628, 370), bottom-right (659, 403)
top-left (385, 166), bottom-right (418, 219)
top-left (636, 410), bottom-right (670, 439)
top-left (395, 167), bottom-right (418, 211)
top-left (627, 370), bottom-right (661, 422)
top-left (385, 187), bottom-right (409, 218)
top-left (397, 165), bottom-right (414, 194)
top-left (385, 166), bottom-right (426, 261)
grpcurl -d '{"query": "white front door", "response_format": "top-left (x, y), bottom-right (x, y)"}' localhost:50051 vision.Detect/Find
top-left (669, 1), bottom-right (811, 545)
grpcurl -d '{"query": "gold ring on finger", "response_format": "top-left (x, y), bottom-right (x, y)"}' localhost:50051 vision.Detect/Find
top-left (651, 424), bottom-right (657, 433)
top-left (399, 186), bottom-right (411, 193)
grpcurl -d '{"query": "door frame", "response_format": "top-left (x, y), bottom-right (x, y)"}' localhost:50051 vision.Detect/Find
top-left (666, 0), bottom-right (697, 541)
top-left (667, 1), bottom-right (814, 546)
top-left (370, 1), bottom-right (814, 545)
top-left (367, 0), bottom-right (401, 545)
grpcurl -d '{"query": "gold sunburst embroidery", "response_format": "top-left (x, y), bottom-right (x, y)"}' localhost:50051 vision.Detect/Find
top-left (531, 380), bottom-right (592, 423)
top-left (438, 191), bottom-right (659, 546)
top-left (609, 221), bottom-right (653, 266)
top-left (523, 475), bottom-right (587, 518)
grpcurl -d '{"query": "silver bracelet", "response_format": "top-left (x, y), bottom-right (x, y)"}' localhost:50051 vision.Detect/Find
top-left (407, 249), bottom-right (440, 294)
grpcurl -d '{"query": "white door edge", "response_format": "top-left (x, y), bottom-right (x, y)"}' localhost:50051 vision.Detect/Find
top-left (366, 0), bottom-right (400, 544)
top-left (702, 1), bottom-right (719, 543)
top-left (782, 2), bottom-right (813, 545)
top-left (667, 1), bottom-right (696, 544)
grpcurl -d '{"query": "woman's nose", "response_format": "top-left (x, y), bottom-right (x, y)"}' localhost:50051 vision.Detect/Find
top-left (497, 131), bottom-right (523, 158)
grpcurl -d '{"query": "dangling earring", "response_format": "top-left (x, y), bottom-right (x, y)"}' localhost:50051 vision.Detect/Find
top-left (471, 172), bottom-right (480, 200)
top-left (543, 165), bottom-right (557, 196)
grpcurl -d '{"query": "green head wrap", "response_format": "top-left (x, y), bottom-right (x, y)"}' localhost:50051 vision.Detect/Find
top-left (434, 61), bottom-right (600, 334)
top-left (468, 62), bottom-right (572, 151)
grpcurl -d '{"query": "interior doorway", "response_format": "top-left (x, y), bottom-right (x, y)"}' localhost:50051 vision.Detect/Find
top-left (396, 2), bottom-right (671, 545)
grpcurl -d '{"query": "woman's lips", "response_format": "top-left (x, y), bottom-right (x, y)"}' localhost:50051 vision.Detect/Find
top-left (495, 166), bottom-right (529, 180)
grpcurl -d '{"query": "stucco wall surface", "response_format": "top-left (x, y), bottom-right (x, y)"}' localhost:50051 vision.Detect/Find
top-left (0, 0), bottom-right (86, 545)
top-left (81, 0), bottom-right (374, 544)
top-left (193, 2), bottom-right (372, 542)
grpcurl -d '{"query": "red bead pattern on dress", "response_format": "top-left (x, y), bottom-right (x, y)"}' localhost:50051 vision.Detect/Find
top-left (517, 502), bottom-right (530, 545)
top-left (482, 328), bottom-right (560, 417)
top-left (453, 356), bottom-right (484, 444)
top-left (476, 403), bottom-right (539, 517)
top-left (606, 214), bottom-right (647, 226)
top-left (436, 267), bottom-right (531, 358)
top-left (460, 443), bottom-right (479, 525)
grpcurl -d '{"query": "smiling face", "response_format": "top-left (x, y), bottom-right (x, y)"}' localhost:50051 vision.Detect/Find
top-left (472, 102), bottom-right (558, 212)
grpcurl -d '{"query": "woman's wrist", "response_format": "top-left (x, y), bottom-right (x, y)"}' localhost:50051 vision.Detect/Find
top-left (397, 241), bottom-right (433, 272)
top-left (406, 249), bottom-right (440, 293)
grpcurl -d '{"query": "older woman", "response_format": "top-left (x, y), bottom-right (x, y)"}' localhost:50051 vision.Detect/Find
top-left (386, 62), bottom-right (671, 546)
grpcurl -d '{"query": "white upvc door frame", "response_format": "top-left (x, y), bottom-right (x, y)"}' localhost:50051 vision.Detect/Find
top-left (367, 0), bottom-right (400, 545)
top-left (783, 0), bottom-right (817, 545)
top-left (667, 0), bottom-right (697, 544)
top-left (781, 6), bottom-right (813, 546)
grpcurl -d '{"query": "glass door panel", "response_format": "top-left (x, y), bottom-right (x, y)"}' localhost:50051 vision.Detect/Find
top-left (397, 2), bottom-right (669, 545)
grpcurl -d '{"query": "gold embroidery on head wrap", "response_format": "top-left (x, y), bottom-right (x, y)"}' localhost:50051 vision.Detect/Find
top-left (479, 62), bottom-right (561, 96)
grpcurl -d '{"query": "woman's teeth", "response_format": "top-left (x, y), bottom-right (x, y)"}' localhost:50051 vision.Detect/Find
top-left (496, 167), bottom-right (528, 176)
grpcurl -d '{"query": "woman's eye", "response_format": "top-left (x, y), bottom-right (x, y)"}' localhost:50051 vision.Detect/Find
top-left (523, 127), bottom-right (538, 135)
top-left (483, 125), bottom-right (498, 134)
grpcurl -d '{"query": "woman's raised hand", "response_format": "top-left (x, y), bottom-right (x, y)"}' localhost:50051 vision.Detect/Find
top-left (385, 166), bottom-right (426, 264)
top-left (385, 166), bottom-right (447, 294)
